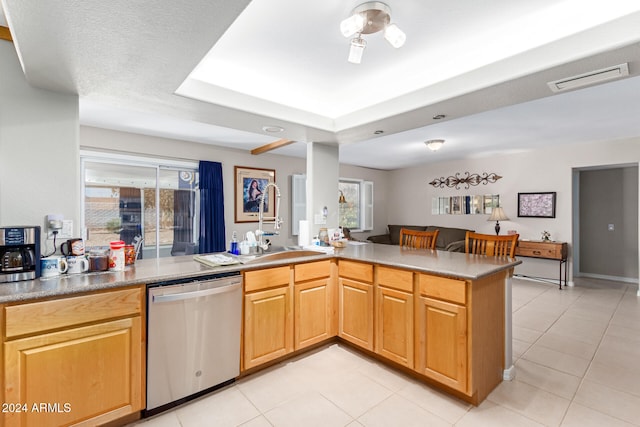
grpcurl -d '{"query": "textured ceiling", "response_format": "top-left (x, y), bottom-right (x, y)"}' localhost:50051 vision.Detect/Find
top-left (3, 0), bottom-right (640, 169)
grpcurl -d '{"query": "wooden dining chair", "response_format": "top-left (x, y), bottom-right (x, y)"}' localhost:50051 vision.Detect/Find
top-left (399, 228), bottom-right (439, 249)
top-left (465, 231), bottom-right (519, 258)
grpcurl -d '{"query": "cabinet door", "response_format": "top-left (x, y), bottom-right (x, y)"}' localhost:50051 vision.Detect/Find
top-left (415, 296), bottom-right (468, 393)
top-left (375, 286), bottom-right (413, 368)
top-left (244, 286), bottom-right (293, 370)
top-left (4, 317), bottom-right (143, 427)
top-left (338, 278), bottom-right (373, 351)
top-left (295, 278), bottom-right (332, 350)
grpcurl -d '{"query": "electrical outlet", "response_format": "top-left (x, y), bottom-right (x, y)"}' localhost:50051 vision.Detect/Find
top-left (608, 223), bottom-right (615, 231)
top-left (47, 220), bottom-right (74, 239)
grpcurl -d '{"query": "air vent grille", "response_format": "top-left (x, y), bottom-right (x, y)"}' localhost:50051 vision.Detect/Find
top-left (547, 63), bottom-right (629, 92)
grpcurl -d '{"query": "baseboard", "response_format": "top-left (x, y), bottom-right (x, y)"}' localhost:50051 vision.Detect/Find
top-left (503, 365), bottom-right (516, 381)
top-left (513, 274), bottom-right (563, 286)
top-left (577, 272), bottom-right (639, 284)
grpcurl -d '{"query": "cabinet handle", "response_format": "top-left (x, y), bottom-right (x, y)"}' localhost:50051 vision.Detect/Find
top-left (533, 250), bottom-right (541, 255)
top-left (152, 281), bottom-right (241, 303)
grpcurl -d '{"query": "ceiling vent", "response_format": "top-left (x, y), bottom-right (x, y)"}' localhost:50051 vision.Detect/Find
top-left (547, 63), bottom-right (629, 92)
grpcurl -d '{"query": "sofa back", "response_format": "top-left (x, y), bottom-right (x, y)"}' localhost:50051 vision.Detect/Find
top-left (387, 225), bottom-right (427, 245)
top-left (426, 226), bottom-right (470, 249)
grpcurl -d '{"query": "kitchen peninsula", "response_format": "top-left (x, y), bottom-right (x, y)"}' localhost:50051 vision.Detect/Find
top-left (0, 244), bottom-right (520, 426)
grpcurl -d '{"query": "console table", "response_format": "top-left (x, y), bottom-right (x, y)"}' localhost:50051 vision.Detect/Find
top-left (515, 240), bottom-right (568, 290)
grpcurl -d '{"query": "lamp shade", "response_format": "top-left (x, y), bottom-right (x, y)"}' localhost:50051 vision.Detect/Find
top-left (488, 207), bottom-right (509, 221)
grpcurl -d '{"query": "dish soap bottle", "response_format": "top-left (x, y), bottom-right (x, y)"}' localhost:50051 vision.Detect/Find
top-left (230, 231), bottom-right (240, 255)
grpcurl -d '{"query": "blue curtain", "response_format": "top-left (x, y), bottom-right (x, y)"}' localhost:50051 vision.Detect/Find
top-left (199, 161), bottom-right (226, 253)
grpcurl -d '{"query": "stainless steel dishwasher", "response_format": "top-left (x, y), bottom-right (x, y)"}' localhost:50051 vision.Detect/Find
top-left (145, 271), bottom-right (242, 416)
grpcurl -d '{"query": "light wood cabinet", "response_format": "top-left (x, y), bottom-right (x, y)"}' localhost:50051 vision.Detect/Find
top-left (415, 295), bottom-right (468, 393)
top-left (415, 274), bottom-right (468, 393)
top-left (2, 287), bottom-right (144, 427)
top-left (294, 261), bottom-right (334, 350)
top-left (515, 240), bottom-right (567, 260)
top-left (241, 258), bottom-right (506, 405)
top-left (243, 266), bottom-right (293, 370)
top-left (338, 260), bottom-right (374, 351)
top-left (375, 266), bottom-right (414, 368)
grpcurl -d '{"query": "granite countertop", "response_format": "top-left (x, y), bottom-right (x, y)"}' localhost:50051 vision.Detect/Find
top-left (0, 243), bottom-right (521, 304)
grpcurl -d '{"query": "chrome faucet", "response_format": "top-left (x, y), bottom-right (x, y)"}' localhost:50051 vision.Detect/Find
top-left (256, 182), bottom-right (282, 251)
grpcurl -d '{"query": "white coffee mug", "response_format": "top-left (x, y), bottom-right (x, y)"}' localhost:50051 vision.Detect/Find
top-left (40, 256), bottom-right (68, 278)
top-left (67, 256), bottom-right (89, 274)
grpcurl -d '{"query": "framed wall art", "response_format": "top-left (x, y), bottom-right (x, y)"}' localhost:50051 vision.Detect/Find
top-left (431, 194), bottom-right (499, 215)
top-left (517, 192), bottom-right (556, 218)
top-left (234, 166), bottom-right (276, 223)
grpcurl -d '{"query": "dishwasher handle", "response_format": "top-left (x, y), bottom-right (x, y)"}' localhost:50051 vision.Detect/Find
top-left (152, 281), bottom-right (242, 304)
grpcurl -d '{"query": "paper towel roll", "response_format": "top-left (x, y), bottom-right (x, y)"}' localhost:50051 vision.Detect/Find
top-left (298, 220), bottom-right (310, 247)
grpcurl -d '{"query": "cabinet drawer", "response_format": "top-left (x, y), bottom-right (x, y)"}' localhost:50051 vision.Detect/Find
top-left (377, 266), bottom-right (413, 292)
top-left (295, 260), bottom-right (331, 282)
top-left (245, 266), bottom-right (291, 293)
top-left (516, 241), bottom-right (566, 260)
top-left (5, 287), bottom-right (142, 338)
top-left (339, 260), bottom-right (373, 283)
top-left (418, 274), bottom-right (466, 305)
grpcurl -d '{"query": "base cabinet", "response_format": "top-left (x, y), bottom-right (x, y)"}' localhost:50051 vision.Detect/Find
top-left (245, 259), bottom-right (505, 406)
top-left (375, 266), bottom-right (414, 368)
top-left (2, 287), bottom-right (144, 427)
top-left (243, 266), bottom-right (293, 370)
top-left (294, 261), bottom-right (334, 350)
top-left (4, 318), bottom-right (142, 427)
top-left (415, 296), bottom-right (468, 393)
top-left (295, 278), bottom-right (332, 350)
top-left (338, 260), bottom-right (374, 351)
top-left (338, 278), bottom-right (374, 350)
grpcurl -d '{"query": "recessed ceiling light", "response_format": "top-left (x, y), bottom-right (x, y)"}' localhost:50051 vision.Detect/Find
top-left (374, 130), bottom-right (384, 134)
top-left (262, 125), bottom-right (284, 133)
top-left (425, 139), bottom-right (445, 151)
top-left (432, 114), bottom-right (446, 120)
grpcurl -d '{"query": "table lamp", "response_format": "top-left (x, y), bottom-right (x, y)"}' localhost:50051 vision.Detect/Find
top-left (488, 207), bottom-right (509, 235)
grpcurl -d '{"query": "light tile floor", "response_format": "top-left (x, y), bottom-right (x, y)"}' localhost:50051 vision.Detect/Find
top-left (130, 277), bottom-right (640, 427)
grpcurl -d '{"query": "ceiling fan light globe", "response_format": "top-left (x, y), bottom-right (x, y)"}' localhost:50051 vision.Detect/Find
top-left (348, 37), bottom-right (366, 64)
top-left (384, 23), bottom-right (406, 48)
top-left (340, 13), bottom-right (365, 38)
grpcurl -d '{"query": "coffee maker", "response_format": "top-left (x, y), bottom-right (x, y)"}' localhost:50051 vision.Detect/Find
top-left (0, 226), bottom-right (41, 283)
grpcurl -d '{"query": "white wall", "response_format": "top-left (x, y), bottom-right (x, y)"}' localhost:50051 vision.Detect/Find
top-left (0, 41), bottom-right (80, 249)
top-left (387, 138), bottom-right (640, 282)
top-left (80, 126), bottom-right (389, 249)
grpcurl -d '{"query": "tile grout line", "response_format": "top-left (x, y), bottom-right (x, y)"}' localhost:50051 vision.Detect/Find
top-left (556, 280), bottom-right (628, 426)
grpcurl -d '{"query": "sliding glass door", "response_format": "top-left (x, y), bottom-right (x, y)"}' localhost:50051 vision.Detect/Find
top-left (82, 157), bottom-right (199, 258)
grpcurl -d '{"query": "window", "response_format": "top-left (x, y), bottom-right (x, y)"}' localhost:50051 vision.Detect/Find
top-left (81, 154), bottom-right (199, 259)
top-left (290, 175), bottom-right (373, 234)
top-left (339, 179), bottom-right (373, 232)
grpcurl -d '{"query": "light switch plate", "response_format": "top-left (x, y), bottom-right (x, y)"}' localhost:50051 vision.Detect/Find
top-left (60, 220), bottom-right (73, 238)
top-left (314, 213), bottom-right (326, 225)
top-left (608, 223), bottom-right (615, 231)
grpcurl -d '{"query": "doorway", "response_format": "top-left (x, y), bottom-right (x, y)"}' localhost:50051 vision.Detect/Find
top-left (572, 164), bottom-right (638, 283)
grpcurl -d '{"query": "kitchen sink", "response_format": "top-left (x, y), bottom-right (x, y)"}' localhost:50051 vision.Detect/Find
top-left (238, 249), bottom-right (326, 264)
